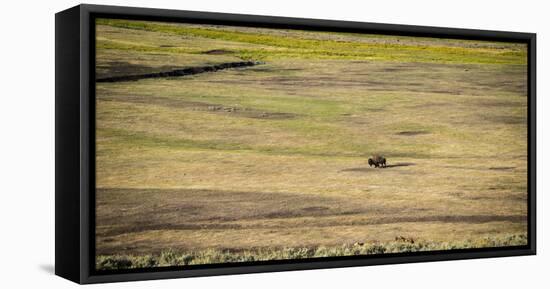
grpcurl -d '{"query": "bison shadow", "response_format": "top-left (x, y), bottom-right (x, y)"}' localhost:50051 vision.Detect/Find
top-left (341, 162), bottom-right (415, 172)
top-left (384, 162), bottom-right (415, 168)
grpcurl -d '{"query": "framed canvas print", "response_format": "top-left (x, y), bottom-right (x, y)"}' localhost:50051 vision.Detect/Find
top-left (55, 4), bottom-right (536, 284)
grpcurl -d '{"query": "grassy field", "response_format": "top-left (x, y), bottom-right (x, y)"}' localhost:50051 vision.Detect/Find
top-left (95, 19), bottom-right (528, 270)
top-left (97, 234), bottom-right (526, 270)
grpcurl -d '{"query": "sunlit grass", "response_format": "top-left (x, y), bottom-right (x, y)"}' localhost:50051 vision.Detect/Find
top-left (96, 234), bottom-right (527, 270)
top-left (96, 18), bottom-right (526, 64)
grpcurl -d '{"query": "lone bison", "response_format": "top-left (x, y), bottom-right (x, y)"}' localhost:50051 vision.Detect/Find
top-left (368, 155), bottom-right (387, 168)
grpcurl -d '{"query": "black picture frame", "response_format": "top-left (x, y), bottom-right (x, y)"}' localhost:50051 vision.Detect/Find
top-left (55, 4), bottom-right (536, 284)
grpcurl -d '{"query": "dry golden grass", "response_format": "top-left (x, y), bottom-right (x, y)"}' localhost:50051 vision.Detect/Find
top-left (96, 234), bottom-right (527, 270)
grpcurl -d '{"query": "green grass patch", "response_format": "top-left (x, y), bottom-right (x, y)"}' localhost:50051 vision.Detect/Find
top-left (96, 18), bottom-right (526, 64)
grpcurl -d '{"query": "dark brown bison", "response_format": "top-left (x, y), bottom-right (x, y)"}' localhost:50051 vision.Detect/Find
top-left (368, 155), bottom-right (387, 168)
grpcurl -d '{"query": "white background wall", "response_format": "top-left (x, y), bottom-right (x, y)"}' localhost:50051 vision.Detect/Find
top-left (0, 0), bottom-right (547, 287)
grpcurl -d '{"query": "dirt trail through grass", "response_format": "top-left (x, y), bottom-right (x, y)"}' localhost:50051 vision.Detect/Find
top-left (97, 61), bottom-right (262, 82)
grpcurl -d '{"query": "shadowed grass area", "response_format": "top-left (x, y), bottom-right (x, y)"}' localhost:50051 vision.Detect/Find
top-left (96, 234), bottom-right (527, 270)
